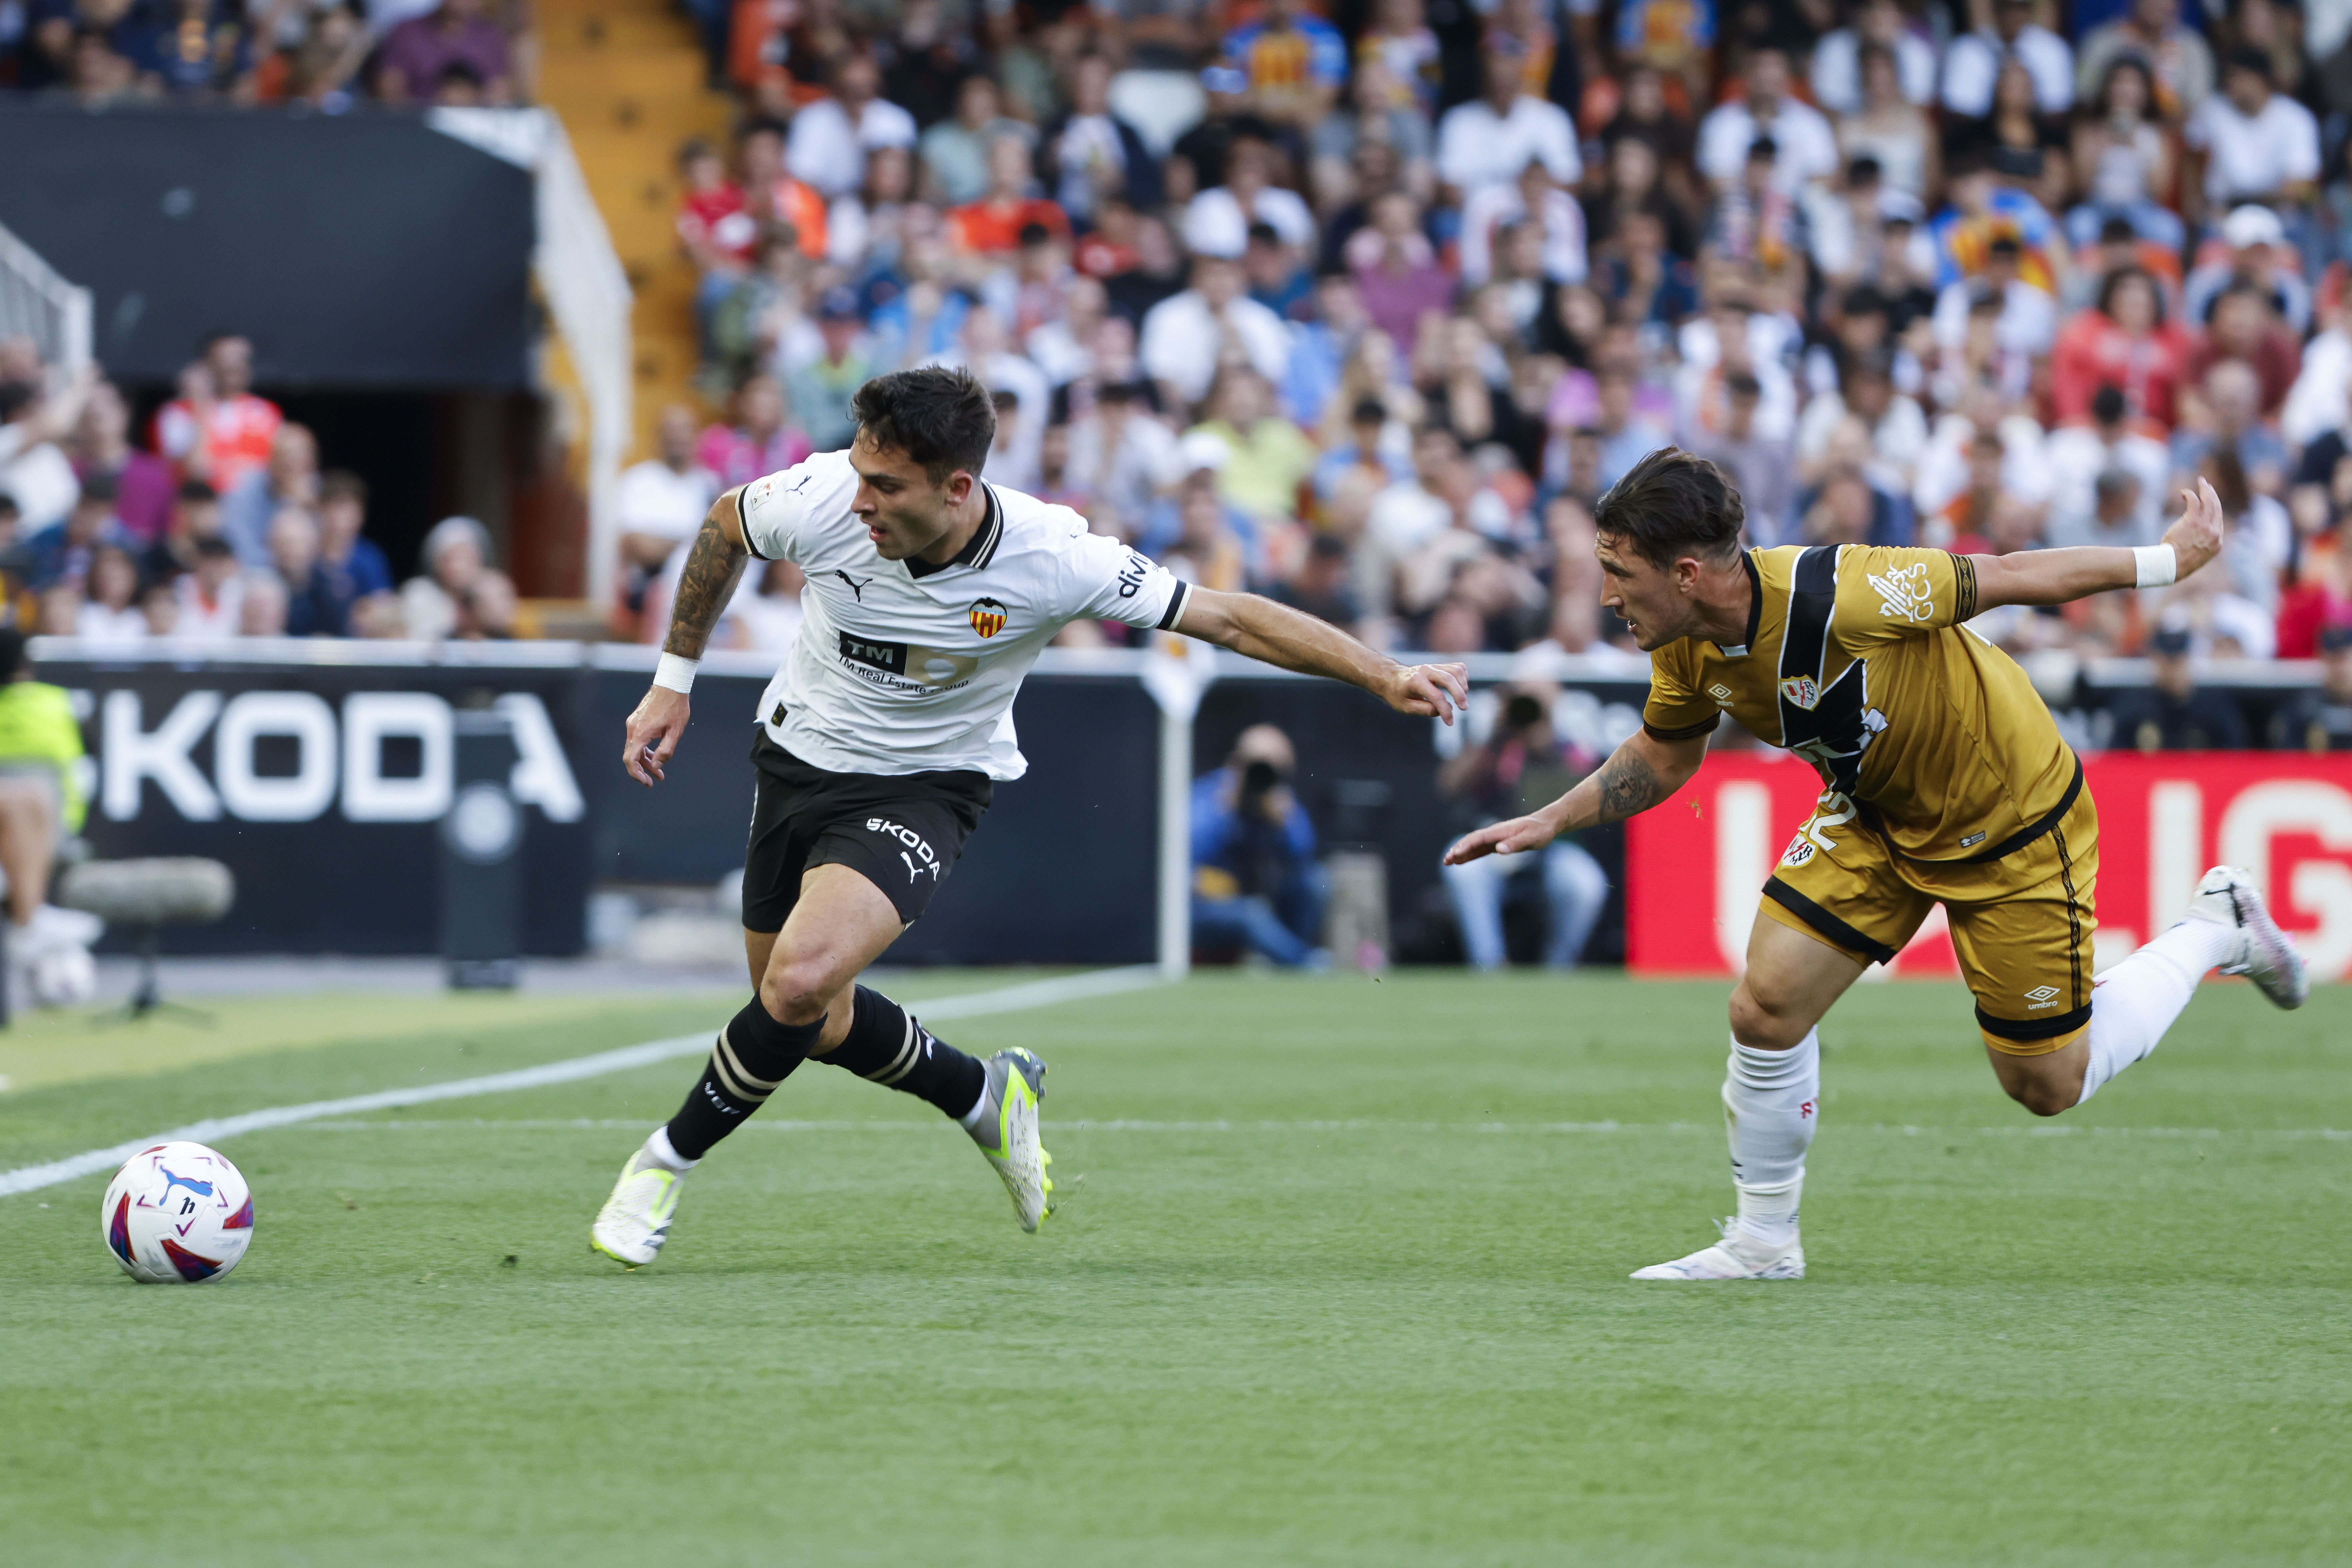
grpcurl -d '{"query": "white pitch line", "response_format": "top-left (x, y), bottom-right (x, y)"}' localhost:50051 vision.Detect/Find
top-left (0, 966), bottom-right (1164, 1199)
top-left (265, 1118), bottom-right (2352, 1141)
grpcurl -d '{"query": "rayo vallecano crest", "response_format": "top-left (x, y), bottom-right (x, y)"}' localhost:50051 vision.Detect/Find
top-left (1779, 674), bottom-right (1820, 710)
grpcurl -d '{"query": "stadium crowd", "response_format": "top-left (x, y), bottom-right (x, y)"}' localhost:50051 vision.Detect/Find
top-left (0, 0), bottom-right (529, 106)
top-left (606, 0), bottom-right (2352, 686)
top-left (0, 332), bottom-right (533, 643)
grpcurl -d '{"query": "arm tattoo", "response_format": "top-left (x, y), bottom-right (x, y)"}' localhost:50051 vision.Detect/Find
top-left (662, 517), bottom-right (749, 660)
top-left (1595, 749), bottom-right (1666, 823)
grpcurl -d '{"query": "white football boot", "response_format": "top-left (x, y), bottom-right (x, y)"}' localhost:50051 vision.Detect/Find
top-left (590, 1138), bottom-right (689, 1266)
top-left (1631, 1220), bottom-right (1806, 1281)
top-left (966, 1047), bottom-right (1053, 1233)
top-left (2184, 865), bottom-right (2308, 1009)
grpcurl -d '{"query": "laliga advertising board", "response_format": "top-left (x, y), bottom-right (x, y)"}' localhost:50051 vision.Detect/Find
top-left (1626, 753), bottom-right (2352, 981)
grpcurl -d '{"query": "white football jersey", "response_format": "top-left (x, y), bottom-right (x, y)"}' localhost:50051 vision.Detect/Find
top-left (736, 449), bottom-right (1191, 779)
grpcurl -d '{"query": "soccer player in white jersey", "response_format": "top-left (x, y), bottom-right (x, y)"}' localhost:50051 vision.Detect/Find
top-left (592, 368), bottom-right (1469, 1265)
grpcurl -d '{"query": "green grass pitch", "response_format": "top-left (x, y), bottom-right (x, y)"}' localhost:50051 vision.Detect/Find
top-left (2, 971), bottom-right (2348, 1566)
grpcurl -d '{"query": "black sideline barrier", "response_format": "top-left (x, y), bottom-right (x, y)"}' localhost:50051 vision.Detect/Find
top-left (26, 642), bottom-right (2335, 962)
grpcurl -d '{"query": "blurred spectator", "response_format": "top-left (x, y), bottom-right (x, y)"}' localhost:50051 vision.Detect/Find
top-left (2107, 626), bottom-right (2251, 748)
top-left (2046, 386), bottom-right (2171, 545)
top-left (1687, 371), bottom-right (1797, 544)
top-left (221, 422), bottom-right (319, 567)
top-left (174, 536), bottom-right (244, 641)
top-left (2271, 625), bottom-right (2352, 749)
top-left (1697, 47), bottom-right (1837, 194)
top-left (25, 476), bottom-right (132, 591)
top-left (1045, 53), bottom-right (1160, 226)
top-left (267, 506), bottom-right (346, 636)
top-left (1437, 37), bottom-right (1580, 206)
top-left (146, 478), bottom-right (222, 584)
top-left (947, 132), bottom-right (1072, 255)
top-left (1218, 0), bottom-right (1346, 131)
top-left (1269, 532), bottom-right (1362, 628)
top-left (2069, 54), bottom-right (2181, 250)
top-left (1940, 0), bottom-right (2073, 117)
top-left (1191, 369), bottom-right (1317, 526)
top-left (0, 375), bottom-right (87, 534)
top-left (2050, 268), bottom-right (2190, 428)
top-left (70, 381), bottom-right (172, 543)
top-left (2184, 206), bottom-right (2311, 338)
top-left (239, 570), bottom-right (289, 637)
top-left (376, 0), bottom-right (511, 105)
top-left (400, 514), bottom-right (491, 643)
top-left (617, 405), bottom-right (718, 619)
top-left (696, 374), bottom-right (810, 491)
top-left (788, 54), bottom-right (918, 199)
top-left (0, 627), bottom-right (99, 1001)
top-left (1190, 724), bottom-right (1328, 969)
top-left (2076, 0), bottom-right (2213, 119)
top-left (2184, 51), bottom-right (2318, 221)
top-left (1140, 255), bottom-right (1289, 407)
top-left (74, 543), bottom-right (146, 643)
top-left (920, 74), bottom-right (1024, 208)
top-left (316, 470), bottom-right (394, 632)
top-left (731, 559), bottom-right (806, 653)
top-left (1812, 0), bottom-right (1937, 114)
top-left (452, 570), bottom-right (517, 640)
top-left (152, 335), bottom-right (279, 494)
top-left (1438, 687), bottom-right (1608, 969)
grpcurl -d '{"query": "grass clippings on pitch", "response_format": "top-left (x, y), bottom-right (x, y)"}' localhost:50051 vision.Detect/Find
top-left (2, 971), bottom-right (2346, 1567)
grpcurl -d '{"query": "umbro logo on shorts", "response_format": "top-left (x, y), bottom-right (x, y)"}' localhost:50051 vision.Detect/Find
top-left (2023, 985), bottom-right (2062, 1008)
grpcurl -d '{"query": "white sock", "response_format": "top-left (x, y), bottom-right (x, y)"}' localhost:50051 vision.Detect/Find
top-left (1723, 1029), bottom-right (1819, 1246)
top-left (2075, 918), bottom-right (2239, 1106)
top-left (643, 1125), bottom-right (698, 1172)
top-left (958, 1080), bottom-right (990, 1130)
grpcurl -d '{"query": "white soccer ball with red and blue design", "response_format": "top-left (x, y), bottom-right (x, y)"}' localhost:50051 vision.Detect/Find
top-left (100, 1142), bottom-right (253, 1283)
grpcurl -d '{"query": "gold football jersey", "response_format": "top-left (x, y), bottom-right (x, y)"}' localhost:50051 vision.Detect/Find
top-left (1644, 545), bottom-right (2079, 862)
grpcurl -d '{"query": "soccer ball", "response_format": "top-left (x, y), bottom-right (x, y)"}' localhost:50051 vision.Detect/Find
top-left (100, 1142), bottom-right (254, 1283)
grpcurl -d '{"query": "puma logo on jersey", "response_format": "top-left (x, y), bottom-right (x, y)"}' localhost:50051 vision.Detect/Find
top-left (833, 570), bottom-right (873, 601)
top-left (1869, 562), bottom-right (1936, 623)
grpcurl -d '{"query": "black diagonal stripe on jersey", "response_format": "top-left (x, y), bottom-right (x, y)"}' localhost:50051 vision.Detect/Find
top-left (1774, 545), bottom-right (1876, 797)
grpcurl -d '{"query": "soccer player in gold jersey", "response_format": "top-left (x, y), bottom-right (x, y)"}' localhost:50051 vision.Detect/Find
top-left (1445, 448), bottom-right (2307, 1280)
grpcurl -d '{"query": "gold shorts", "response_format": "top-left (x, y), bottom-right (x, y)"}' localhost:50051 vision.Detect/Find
top-left (1757, 768), bottom-right (2099, 1056)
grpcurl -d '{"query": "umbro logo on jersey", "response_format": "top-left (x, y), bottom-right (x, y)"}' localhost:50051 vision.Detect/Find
top-left (1779, 675), bottom-right (1820, 711)
top-left (1709, 684), bottom-right (1734, 704)
top-left (968, 598), bottom-right (1009, 639)
top-left (833, 570), bottom-right (873, 601)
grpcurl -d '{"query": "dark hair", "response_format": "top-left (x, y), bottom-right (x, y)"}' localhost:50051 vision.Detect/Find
top-left (0, 382), bottom-right (34, 422)
top-left (176, 477), bottom-right (218, 504)
top-left (2091, 383), bottom-right (2129, 424)
top-left (438, 60), bottom-right (485, 88)
top-left (2098, 264), bottom-right (2164, 325)
top-left (851, 366), bottom-right (997, 484)
top-left (320, 469), bottom-right (368, 505)
top-left (1350, 396), bottom-right (1387, 425)
top-left (1593, 447), bottom-right (1746, 567)
top-left (2097, 52), bottom-right (2157, 119)
top-left (0, 628), bottom-right (24, 679)
top-left (2228, 46), bottom-right (2272, 82)
top-left (2099, 214), bottom-right (2139, 245)
top-left (77, 471), bottom-right (119, 504)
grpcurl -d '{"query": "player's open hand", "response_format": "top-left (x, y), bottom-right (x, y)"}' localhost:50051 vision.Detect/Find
top-left (623, 685), bottom-right (691, 787)
top-left (1443, 811), bottom-right (1559, 865)
top-left (2164, 476), bottom-right (2226, 581)
top-left (1386, 662), bottom-right (1470, 725)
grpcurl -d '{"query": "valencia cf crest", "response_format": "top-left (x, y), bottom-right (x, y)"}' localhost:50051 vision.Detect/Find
top-left (1779, 675), bottom-right (1820, 711)
top-left (968, 597), bottom-right (1009, 639)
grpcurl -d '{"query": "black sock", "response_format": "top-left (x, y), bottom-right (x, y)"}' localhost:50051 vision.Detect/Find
top-left (664, 995), bottom-right (822, 1160)
top-left (821, 985), bottom-right (987, 1121)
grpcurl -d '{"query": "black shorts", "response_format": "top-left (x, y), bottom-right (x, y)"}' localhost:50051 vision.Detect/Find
top-left (741, 733), bottom-right (992, 932)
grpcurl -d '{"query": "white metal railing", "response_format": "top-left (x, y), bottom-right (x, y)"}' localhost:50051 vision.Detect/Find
top-left (426, 108), bottom-right (634, 611)
top-left (0, 217), bottom-right (93, 378)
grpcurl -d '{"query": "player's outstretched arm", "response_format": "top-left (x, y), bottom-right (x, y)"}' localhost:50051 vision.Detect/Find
top-left (1172, 587), bottom-right (1470, 725)
top-left (622, 489), bottom-right (753, 787)
top-left (1442, 728), bottom-right (1708, 865)
top-left (1970, 477), bottom-right (2225, 612)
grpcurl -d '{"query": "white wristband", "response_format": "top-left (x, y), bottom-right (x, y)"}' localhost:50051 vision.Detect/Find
top-left (2133, 544), bottom-right (2177, 590)
top-left (652, 653), bottom-right (699, 694)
